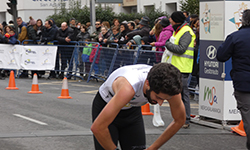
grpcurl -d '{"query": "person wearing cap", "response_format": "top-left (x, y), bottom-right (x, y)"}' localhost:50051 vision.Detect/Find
top-left (217, 9), bottom-right (250, 150)
top-left (27, 16), bottom-right (38, 44)
top-left (149, 16), bottom-right (167, 36)
top-left (125, 17), bottom-right (150, 43)
top-left (150, 18), bottom-right (174, 63)
top-left (165, 11), bottom-right (196, 129)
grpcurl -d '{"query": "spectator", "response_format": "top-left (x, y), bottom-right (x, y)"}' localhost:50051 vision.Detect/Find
top-left (89, 41), bottom-right (101, 75)
top-left (49, 18), bottom-right (58, 30)
top-left (86, 22), bottom-right (91, 31)
top-left (150, 18), bottom-right (174, 63)
top-left (105, 26), bottom-right (120, 45)
top-left (2, 28), bottom-right (17, 44)
top-left (8, 20), bottom-right (15, 31)
top-left (98, 21), bottom-right (111, 42)
top-left (111, 18), bottom-right (120, 29)
top-left (17, 17), bottom-right (28, 44)
top-left (98, 26), bottom-right (111, 75)
top-left (183, 11), bottom-right (190, 23)
top-left (98, 26), bottom-right (111, 46)
top-left (149, 16), bottom-right (166, 36)
top-left (76, 24), bottom-right (90, 42)
top-left (105, 26), bottom-right (121, 71)
top-left (189, 14), bottom-right (199, 26)
top-left (69, 18), bottom-right (80, 41)
top-left (190, 18), bottom-right (200, 87)
top-left (134, 18), bottom-right (140, 29)
top-left (36, 19), bottom-right (44, 42)
top-left (81, 39), bottom-right (92, 78)
top-left (4, 25), bottom-right (12, 34)
top-left (101, 21), bottom-right (110, 29)
top-left (127, 21), bottom-right (135, 32)
top-left (41, 20), bottom-right (57, 44)
top-left (0, 23), bottom-right (3, 30)
top-left (125, 17), bottom-right (150, 42)
top-left (90, 20), bottom-right (102, 41)
top-left (76, 22), bottom-right (81, 29)
top-left (2, 21), bottom-right (7, 29)
top-left (17, 17), bottom-right (29, 78)
top-left (28, 17), bottom-right (44, 78)
top-left (27, 16), bottom-right (37, 44)
top-left (217, 10), bottom-right (250, 150)
top-left (136, 36), bottom-right (155, 65)
top-left (118, 23), bottom-right (133, 66)
top-left (76, 25), bottom-right (90, 76)
top-left (42, 20), bottom-right (58, 79)
top-left (56, 22), bottom-right (74, 79)
top-left (165, 11), bottom-right (196, 128)
top-left (0, 28), bottom-right (4, 43)
top-left (118, 23), bottom-right (129, 47)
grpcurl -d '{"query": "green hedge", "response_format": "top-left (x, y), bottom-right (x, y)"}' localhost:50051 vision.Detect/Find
top-left (47, 3), bottom-right (169, 28)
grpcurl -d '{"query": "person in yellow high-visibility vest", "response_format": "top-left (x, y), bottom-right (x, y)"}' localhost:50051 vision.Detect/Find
top-left (165, 11), bottom-right (196, 129)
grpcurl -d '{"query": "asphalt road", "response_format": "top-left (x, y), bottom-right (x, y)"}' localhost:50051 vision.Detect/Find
top-left (0, 76), bottom-right (247, 150)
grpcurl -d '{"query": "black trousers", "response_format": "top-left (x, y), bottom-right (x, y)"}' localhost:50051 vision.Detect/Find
top-left (92, 92), bottom-right (146, 150)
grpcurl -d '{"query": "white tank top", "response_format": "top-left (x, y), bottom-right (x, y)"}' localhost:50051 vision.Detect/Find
top-left (99, 64), bottom-right (152, 110)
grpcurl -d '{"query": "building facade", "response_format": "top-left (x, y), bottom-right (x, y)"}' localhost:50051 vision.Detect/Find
top-left (0, 0), bottom-right (180, 24)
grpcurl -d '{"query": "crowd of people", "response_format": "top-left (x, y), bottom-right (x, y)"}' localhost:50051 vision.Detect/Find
top-left (0, 12), bottom-right (199, 81)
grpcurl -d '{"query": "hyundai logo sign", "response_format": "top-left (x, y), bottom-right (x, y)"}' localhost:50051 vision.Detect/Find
top-left (206, 45), bottom-right (217, 60)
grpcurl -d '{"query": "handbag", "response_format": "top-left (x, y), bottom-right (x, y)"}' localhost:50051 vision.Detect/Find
top-left (161, 36), bottom-right (176, 63)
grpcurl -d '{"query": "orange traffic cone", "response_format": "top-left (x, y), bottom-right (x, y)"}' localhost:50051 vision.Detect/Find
top-left (58, 77), bottom-right (72, 99)
top-left (231, 120), bottom-right (246, 136)
top-left (141, 103), bottom-right (154, 115)
top-left (6, 70), bottom-right (19, 90)
top-left (28, 73), bottom-right (42, 94)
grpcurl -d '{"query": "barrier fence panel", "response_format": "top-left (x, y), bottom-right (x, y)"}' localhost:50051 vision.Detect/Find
top-left (86, 43), bottom-right (119, 82)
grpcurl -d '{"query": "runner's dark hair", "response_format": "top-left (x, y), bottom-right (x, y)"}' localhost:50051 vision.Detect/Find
top-left (147, 63), bottom-right (182, 96)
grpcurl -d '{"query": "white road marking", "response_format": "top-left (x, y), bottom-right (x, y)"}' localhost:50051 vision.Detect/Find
top-left (80, 90), bottom-right (98, 94)
top-left (13, 114), bottom-right (48, 126)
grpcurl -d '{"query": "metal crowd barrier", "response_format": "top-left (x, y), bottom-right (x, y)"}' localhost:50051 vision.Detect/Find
top-left (4, 39), bottom-right (200, 97)
top-left (16, 40), bottom-right (166, 81)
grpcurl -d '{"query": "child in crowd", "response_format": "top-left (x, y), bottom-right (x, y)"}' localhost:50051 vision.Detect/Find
top-left (137, 36), bottom-right (155, 65)
top-left (4, 28), bottom-right (17, 44)
top-left (81, 39), bottom-right (92, 78)
top-left (89, 41), bottom-right (101, 76)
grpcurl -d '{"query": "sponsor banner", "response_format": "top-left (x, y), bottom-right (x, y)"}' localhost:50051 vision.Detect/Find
top-left (0, 44), bottom-right (22, 69)
top-left (225, 1), bottom-right (250, 37)
top-left (223, 81), bottom-right (241, 120)
top-left (0, 44), bottom-right (57, 70)
top-left (199, 40), bottom-right (224, 80)
top-left (199, 78), bottom-right (241, 120)
top-left (199, 78), bottom-right (224, 120)
top-left (200, 1), bottom-right (224, 41)
top-left (20, 46), bottom-right (57, 70)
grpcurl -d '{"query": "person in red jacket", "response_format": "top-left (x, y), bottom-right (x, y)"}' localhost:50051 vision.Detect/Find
top-left (89, 43), bottom-right (101, 75)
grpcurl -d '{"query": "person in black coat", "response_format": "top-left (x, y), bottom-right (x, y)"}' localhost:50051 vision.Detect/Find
top-left (217, 10), bottom-right (250, 149)
top-left (76, 24), bottom-right (90, 76)
top-left (117, 23), bottom-right (133, 66)
top-left (42, 20), bottom-right (58, 79)
top-left (56, 22), bottom-right (74, 79)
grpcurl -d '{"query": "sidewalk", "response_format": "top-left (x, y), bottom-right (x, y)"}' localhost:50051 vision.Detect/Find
top-left (141, 96), bottom-right (247, 150)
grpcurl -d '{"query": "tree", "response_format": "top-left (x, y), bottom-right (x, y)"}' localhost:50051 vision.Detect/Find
top-left (180, 0), bottom-right (199, 15)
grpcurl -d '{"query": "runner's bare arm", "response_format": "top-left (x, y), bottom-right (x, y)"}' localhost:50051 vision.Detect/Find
top-left (91, 77), bottom-right (135, 150)
top-left (146, 93), bottom-right (186, 150)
